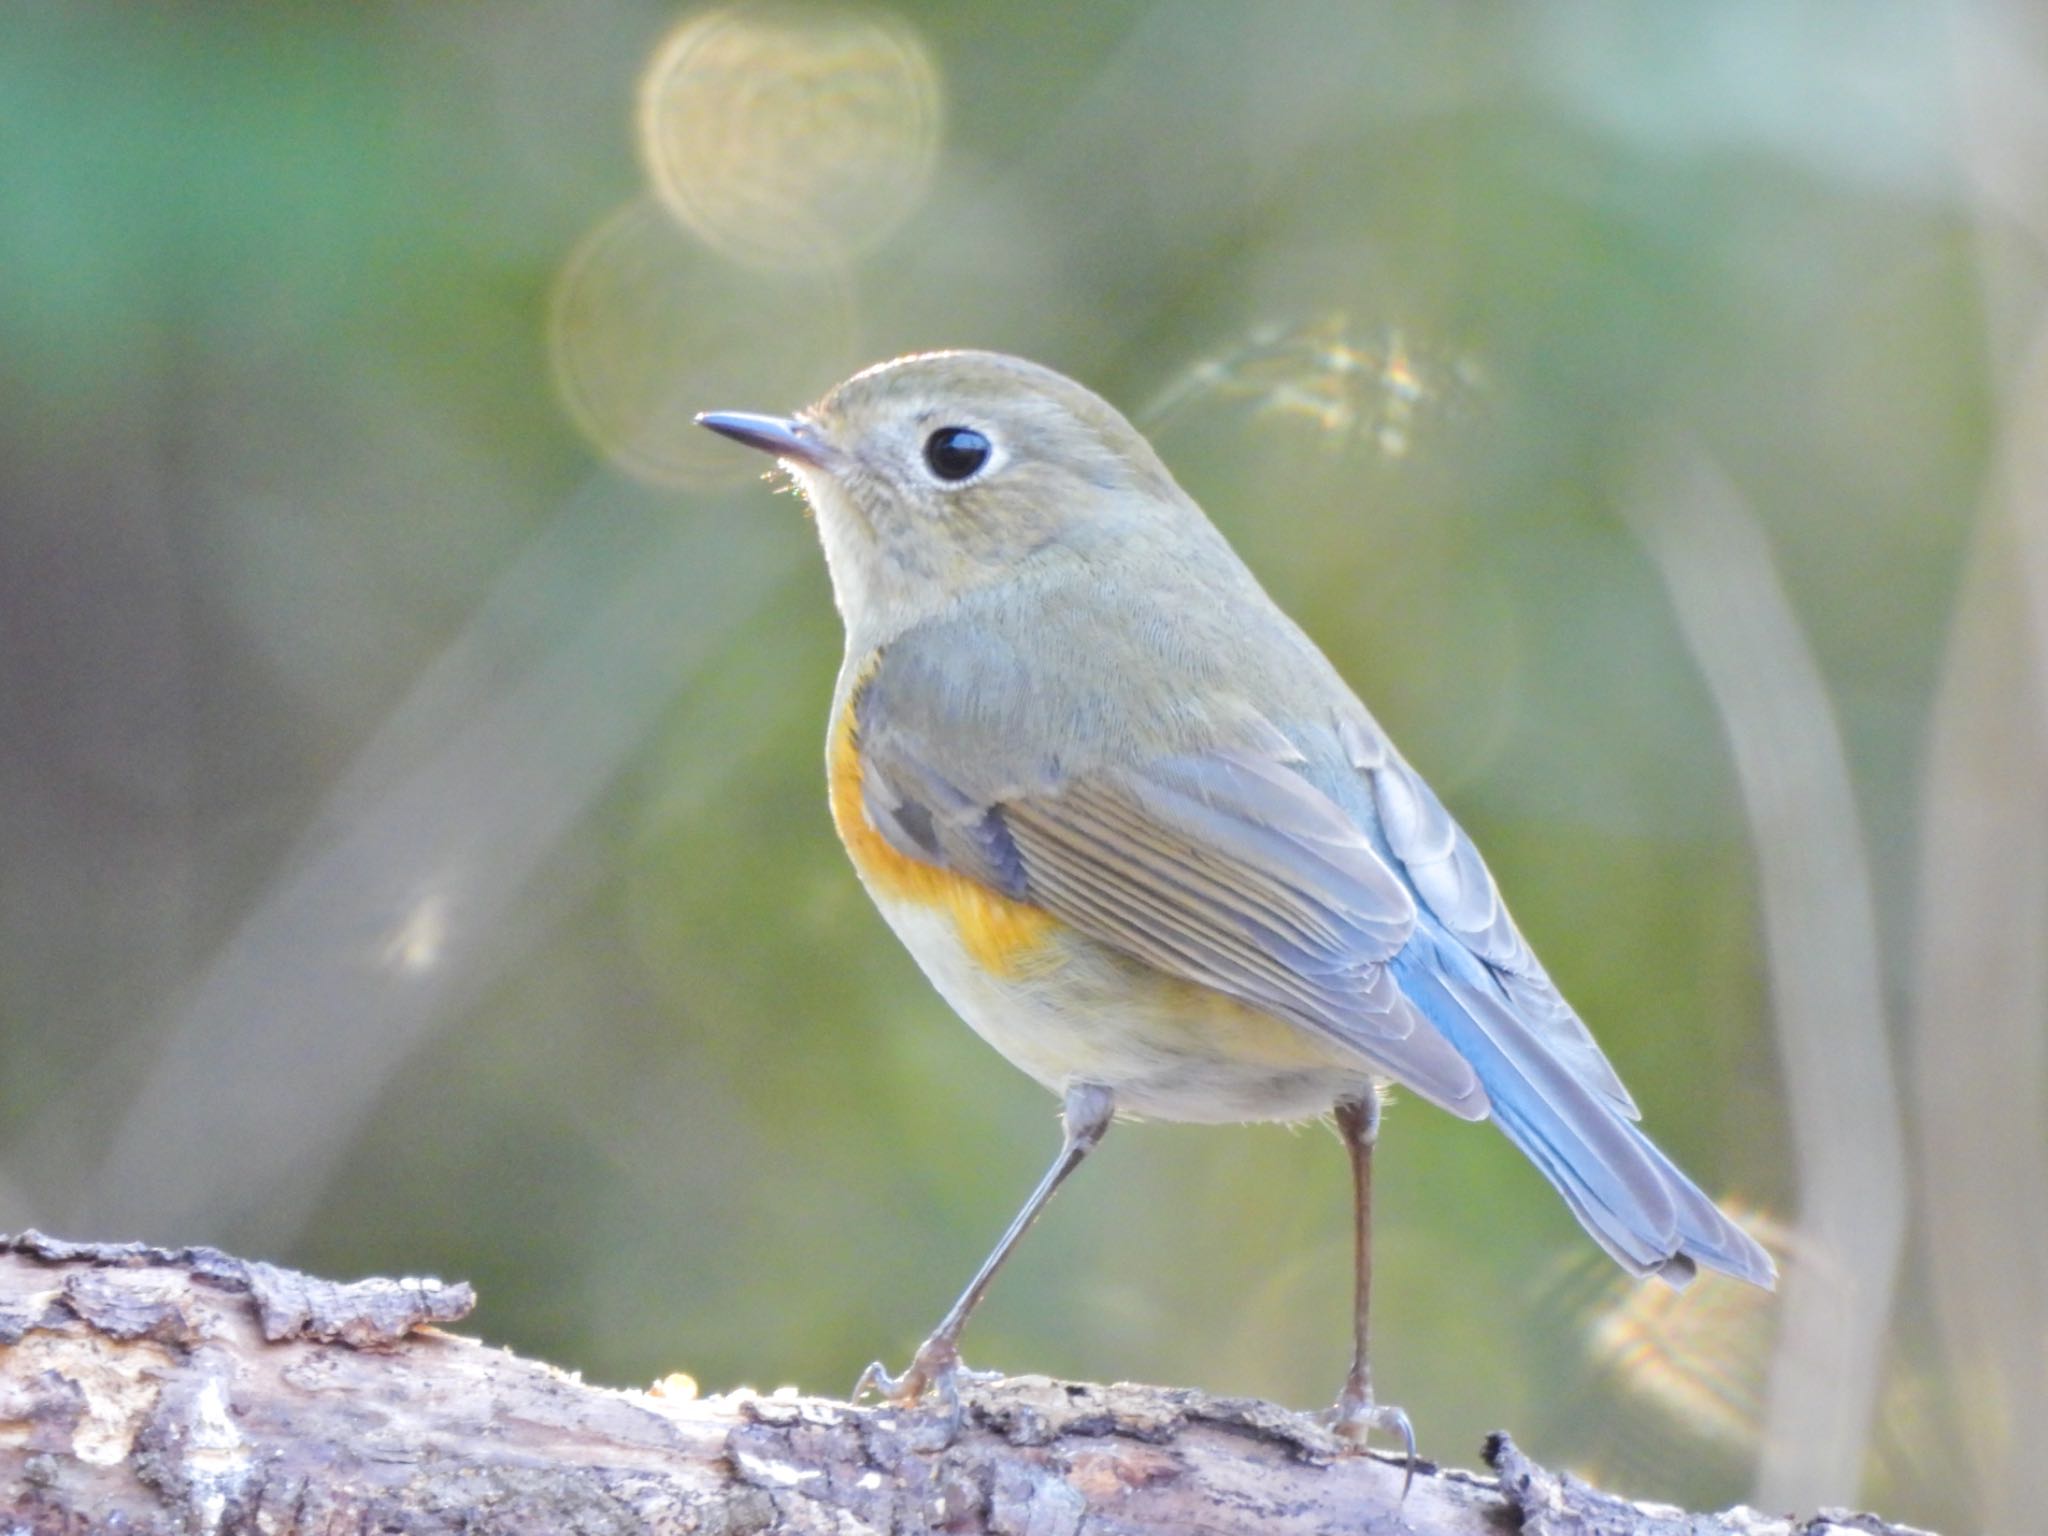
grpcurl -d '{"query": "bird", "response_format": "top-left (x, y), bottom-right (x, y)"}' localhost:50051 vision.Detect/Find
top-left (697, 349), bottom-right (1775, 1462)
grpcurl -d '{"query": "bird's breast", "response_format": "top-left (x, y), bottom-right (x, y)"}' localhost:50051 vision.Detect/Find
top-left (826, 694), bottom-right (1368, 1122)
top-left (827, 689), bottom-right (1060, 980)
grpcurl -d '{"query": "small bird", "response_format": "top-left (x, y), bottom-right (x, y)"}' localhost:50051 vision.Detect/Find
top-left (698, 351), bottom-right (1774, 1459)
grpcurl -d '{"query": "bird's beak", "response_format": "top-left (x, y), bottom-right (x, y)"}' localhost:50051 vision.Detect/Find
top-left (695, 411), bottom-right (837, 470)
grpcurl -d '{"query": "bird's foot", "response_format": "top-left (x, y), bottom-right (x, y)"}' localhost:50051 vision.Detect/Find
top-left (852, 1337), bottom-right (1001, 1432)
top-left (1324, 1387), bottom-right (1418, 1498)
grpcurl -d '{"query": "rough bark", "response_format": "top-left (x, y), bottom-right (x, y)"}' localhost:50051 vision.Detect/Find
top-left (0, 1232), bottom-right (1933, 1535)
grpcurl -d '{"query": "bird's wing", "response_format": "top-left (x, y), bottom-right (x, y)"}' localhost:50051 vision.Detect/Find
top-left (850, 672), bottom-right (1489, 1119)
top-left (1337, 714), bottom-right (1640, 1119)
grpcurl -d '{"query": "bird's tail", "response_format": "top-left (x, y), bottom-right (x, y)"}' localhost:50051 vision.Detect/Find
top-left (1393, 944), bottom-right (1776, 1289)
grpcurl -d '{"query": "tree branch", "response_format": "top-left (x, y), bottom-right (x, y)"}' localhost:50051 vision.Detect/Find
top-left (0, 1232), bottom-right (1933, 1535)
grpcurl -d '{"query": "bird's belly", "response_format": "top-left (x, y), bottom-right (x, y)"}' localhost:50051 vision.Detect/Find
top-left (868, 890), bottom-right (1372, 1124)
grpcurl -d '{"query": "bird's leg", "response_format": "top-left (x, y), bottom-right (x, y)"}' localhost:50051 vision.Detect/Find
top-left (1327, 1091), bottom-right (1416, 1492)
top-left (855, 1081), bottom-right (1115, 1417)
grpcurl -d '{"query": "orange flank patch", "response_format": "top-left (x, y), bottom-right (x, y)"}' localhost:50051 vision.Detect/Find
top-left (828, 691), bottom-right (1060, 979)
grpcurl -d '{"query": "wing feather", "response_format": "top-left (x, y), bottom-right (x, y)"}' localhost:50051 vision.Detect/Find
top-left (1357, 730), bottom-right (1641, 1119)
top-left (853, 697), bottom-right (1485, 1115)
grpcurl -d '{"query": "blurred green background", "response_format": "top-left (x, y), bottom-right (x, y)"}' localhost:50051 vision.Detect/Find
top-left (4, 4), bottom-right (2044, 1530)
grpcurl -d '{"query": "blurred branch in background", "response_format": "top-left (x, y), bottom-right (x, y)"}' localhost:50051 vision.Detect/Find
top-left (1911, 383), bottom-right (2048, 1536)
top-left (1619, 439), bottom-right (1905, 1512)
top-left (1910, 10), bottom-right (2048, 1532)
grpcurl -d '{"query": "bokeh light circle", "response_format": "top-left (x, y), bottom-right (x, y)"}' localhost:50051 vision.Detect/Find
top-left (637, 2), bottom-right (942, 270)
top-left (548, 197), bottom-right (857, 487)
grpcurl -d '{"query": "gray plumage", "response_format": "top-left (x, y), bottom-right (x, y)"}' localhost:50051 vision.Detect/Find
top-left (851, 546), bottom-right (1771, 1288)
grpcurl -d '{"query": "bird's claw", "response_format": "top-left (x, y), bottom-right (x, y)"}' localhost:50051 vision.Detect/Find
top-left (851, 1358), bottom-right (901, 1404)
top-left (851, 1337), bottom-right (1001, 1435)
top-left (1325, 1391), bottom-right (1418, 1499)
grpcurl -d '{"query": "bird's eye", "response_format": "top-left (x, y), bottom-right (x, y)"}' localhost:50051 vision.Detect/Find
top-left (922, 426), bottom-right (991, 482)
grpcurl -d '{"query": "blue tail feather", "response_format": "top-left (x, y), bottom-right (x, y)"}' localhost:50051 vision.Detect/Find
top-left (1392, 933), bottom-right (1775, 1289)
